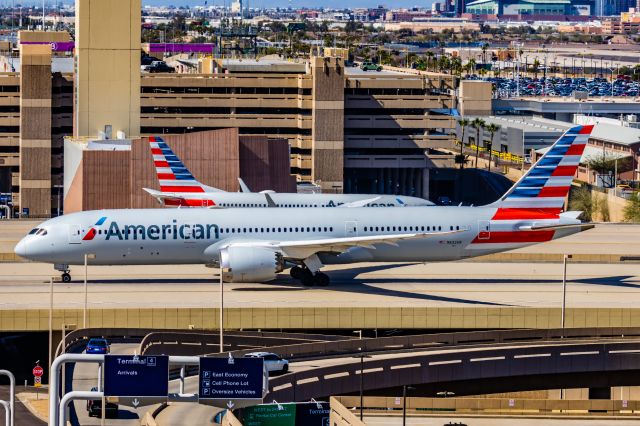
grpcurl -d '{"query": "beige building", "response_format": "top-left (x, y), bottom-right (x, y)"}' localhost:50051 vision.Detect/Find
top-left (0, 0), bottom-right (457, 217)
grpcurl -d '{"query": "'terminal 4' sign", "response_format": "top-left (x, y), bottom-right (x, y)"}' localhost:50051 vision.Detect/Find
top-left (104, 355), bottom-right (169, 398)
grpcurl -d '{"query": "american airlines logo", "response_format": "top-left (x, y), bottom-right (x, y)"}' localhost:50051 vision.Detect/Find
top-left (88, 218), bottom-right (220, 241)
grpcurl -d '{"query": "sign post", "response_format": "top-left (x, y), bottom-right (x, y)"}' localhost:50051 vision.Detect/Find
top-left (199, 356), bottom-right (266, 409)
top-left (104, 355), bottom-right (169, 407)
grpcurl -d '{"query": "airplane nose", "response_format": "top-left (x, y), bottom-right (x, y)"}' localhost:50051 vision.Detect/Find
top-left (14, 238), bottom-right (28, 258)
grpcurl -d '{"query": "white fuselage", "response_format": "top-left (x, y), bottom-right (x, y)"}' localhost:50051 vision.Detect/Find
top-left (157, 191), bottom-right (432, 208)
top-left (15, 207), bottom-right (582, 267)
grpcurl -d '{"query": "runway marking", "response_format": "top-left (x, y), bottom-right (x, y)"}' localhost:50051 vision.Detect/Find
top-left (363, 367), bottom-right (384, 374)
top-left (609, 349), bottom-right (640, 354)
top-left (390, 363), bottom-right (421, 370)
top-left (324, 372), bottom-right (349, 379)
top-left (297, 377), bottom-right (319, 385)
top-left (514, 353), bottom-right (551, 359)
top-left (272, 383), bottom-right (292, 391)
top-left (470, 356), bottom-right (506, 362)
top-left (560, 351), bottom-right (599, 356)
top-left (428, 360), bottom-right (461, 366)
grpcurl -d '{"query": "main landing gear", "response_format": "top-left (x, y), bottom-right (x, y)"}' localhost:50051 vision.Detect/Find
top-left (54, 264), bottom-right (71, 282)
top-left (290, 266), bottom-right (330, 287)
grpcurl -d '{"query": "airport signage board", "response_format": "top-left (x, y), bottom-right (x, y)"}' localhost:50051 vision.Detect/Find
top-left (199, 357), bottom-right (264, 401)
top-left (104, 355), bottom-right (169, 398)
top-left (240, 402), bottom-right (330, 426)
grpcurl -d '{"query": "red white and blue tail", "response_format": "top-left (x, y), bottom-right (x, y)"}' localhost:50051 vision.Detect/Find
top-left (148, 136), bottom-right (221, 193)
top-left (489, 124), bottom-right (593, 214)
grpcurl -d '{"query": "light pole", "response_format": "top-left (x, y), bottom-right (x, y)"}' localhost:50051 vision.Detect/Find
top-left (219, 265), bottom-right (224, 353)
top-left (561, 254), bottom-right (572, 332)
top-left (83, 253), bottom-right (95, 329)
top-left (353, 353), bottom-right (372, 421)
top-left (402, 385), bottom-right (415, 426)
top-left (610, 67), bottom-right (616, 96)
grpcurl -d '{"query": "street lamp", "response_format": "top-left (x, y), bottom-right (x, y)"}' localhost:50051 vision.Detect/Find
top-left (83, 253), bottom-right (96, 328)
top-left (352, 353), bottom-right (372, 421)
top-left (402, 385), bottom-right (416, 426)
top-left (561, 254), bottom-right (572, 333)
top-left (437, 391), bottom-right (455, 398)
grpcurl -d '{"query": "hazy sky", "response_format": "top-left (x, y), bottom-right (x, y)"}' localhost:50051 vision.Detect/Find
top-left (142, 0), bottom-right (431, 9)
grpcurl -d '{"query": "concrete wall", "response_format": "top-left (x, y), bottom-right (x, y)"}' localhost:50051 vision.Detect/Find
top-left (459, 80), bottom-right (492, 116)
top-left (311, 56), bottom-right (345, 193)
top-left (18, 43), bottom-right (51, 217)
top-left (75, 0), bottom-right (141, 138)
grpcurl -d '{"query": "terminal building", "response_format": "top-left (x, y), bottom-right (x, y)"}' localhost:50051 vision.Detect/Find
top-left (0, 1), bottom-right (459, 218)
top-left (465, 0), bottom-right (595, 16)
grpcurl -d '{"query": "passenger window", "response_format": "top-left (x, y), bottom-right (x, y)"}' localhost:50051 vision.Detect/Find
top-left (306, 227), bottom-right (310, 232)
top-left (456, 226), bottom-right (460, 230)
top-left (364, 227), bottom-right (367, 232)
top-left (330, 227), bottom-right (333, 232)
top-left (421, 226), bottom-right (424, 231)
top-left (278, 228), bottom-right (281, 232)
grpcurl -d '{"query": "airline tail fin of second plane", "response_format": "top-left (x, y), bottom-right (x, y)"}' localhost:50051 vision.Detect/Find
top-left (148, 136), bottom-right (223, 194)
top-left (489, 124), bottom-right (593, 215)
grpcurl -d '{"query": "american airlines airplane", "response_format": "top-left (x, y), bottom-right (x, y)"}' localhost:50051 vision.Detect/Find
top-left (15, 125), bottom-right (594, 285)
top-left (143, 136), bottom-right (433, 208)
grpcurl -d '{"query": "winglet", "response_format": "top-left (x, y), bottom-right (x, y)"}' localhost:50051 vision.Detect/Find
top-left (238, 178), bottom-right (252, 193)
top-left (264, 193), bottom-right (277, 208)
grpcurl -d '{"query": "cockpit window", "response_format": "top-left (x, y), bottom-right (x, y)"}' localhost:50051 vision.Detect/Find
top-left (29, 228), bottom-right (40, 235)
top-left (36, 229), bottom-right (48, 236)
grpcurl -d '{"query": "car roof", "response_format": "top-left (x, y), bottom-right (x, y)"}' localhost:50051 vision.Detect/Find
top-left (244, 351), bottom-right (275, 357)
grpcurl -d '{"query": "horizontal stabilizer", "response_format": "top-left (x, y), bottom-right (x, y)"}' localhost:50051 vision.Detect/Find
top-left (338, 196), bottom-right (382, 208)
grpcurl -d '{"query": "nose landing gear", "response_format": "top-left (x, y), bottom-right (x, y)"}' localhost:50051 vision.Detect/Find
top-left (54, 264), bottom-right (71, 282)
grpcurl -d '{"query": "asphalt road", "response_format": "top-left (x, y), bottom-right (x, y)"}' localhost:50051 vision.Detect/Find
top-left (0, 385), bottom-right (45, 426)
top-left (70, 343), bottom-right (151, 426)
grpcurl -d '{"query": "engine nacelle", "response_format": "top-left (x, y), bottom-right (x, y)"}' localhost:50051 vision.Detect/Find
top-left (220, 246), bottom-right (283, 283)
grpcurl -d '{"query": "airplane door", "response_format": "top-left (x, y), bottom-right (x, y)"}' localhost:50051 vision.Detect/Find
top-left (478, 220), bottom-right (490, 240)
top-left (345, 221), bottom-right (358, 237)
top-left (68, 224), bottom-right (82, 244)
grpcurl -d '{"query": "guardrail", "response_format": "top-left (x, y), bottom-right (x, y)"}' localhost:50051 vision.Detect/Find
top-left (333, 395), bottom-right (640, 416)
top-left (186, 327), bottom-right (640, 361)
top-left (266, 341), bottom-right (640, 402)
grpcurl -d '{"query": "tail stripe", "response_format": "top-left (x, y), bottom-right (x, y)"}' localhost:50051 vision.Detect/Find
top-left (488, 124), bottom-right (593, 212)
top-left (148, 136), bottom-right (206, 193)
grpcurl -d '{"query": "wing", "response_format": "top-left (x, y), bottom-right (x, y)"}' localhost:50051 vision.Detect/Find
top-left (222, 230), bottom-right (463, 260)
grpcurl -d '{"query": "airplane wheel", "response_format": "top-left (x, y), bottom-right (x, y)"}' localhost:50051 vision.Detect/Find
top-left (62, 272), bottom-right (71, 283)
top-left (314, 272), bottom-right (330, 287)
top-left (300, 269), bottom-right (315, 287)
top-left (290, 266), bottom-right (303, 280)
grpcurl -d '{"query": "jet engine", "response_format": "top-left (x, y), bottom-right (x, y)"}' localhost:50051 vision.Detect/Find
top-left (220, 246), bottom-right (284, 283)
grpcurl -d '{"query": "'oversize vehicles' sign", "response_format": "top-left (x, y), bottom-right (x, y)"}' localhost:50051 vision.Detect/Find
top-left (104, 355), bottom-right (169, 398)
top-left (199, 356), bottom-right (264, 401)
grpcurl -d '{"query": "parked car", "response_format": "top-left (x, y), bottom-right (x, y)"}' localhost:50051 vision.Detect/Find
top-left (86, 338), bottom-right (110, 354)
top-left (146, 61), bottom-right (175, 73)
top-left (437, 196), bottom-right (452, 206)
top-left (244, 352), bottom-right (289, 375)
top-left (360, 61), bottom-right (382, 72)
top-left (617, 184), bottom-right (634, 192)
top-left (87, 387), bottom-right (118, 418)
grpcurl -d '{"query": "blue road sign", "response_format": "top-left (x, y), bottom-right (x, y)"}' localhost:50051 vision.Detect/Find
top-left (199, 356), bottom-right (264, 400)
top-left (104, 355), bottom-right (169, 397)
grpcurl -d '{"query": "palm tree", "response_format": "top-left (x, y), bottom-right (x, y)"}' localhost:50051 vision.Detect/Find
top-left (485, 123), bottom-right (501, 173)
top-left (457, 118), bottom-right (470, 170)
top-left (467, 58), bottom-right (476, 74)
top-left (471, 118), bottom-right (486, 168)
top-left (425, 51), bottom-right (435, 71)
